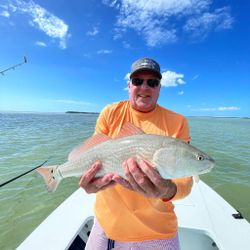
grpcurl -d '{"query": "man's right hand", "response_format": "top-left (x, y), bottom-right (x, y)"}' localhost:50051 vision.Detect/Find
top-left (79, 160), bottom-right (116, 193)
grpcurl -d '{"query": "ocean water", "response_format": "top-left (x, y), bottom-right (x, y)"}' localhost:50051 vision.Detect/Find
top-left (0, 113), bottom-right (249, 249)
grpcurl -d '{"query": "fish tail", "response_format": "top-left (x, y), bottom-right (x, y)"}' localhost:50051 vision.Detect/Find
top-left (36, 165), bottom-right (61, 192)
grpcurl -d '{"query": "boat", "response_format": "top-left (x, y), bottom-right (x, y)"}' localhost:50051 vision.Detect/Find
top-left (17, 180), bottom-right (250, 250)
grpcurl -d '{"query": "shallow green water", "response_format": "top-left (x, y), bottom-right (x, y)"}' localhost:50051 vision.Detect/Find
top-left (0, 113), bottom-right (249, 249)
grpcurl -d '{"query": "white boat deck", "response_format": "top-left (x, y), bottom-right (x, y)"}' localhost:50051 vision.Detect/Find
top-left (18, 189), bottom-right (95, 250)
top-left (18, 181), bottom-right (250, 250)
top-left (175, 181), bottom-right (250, 249)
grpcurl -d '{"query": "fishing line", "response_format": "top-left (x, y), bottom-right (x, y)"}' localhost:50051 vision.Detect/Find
top-left (0, 158), bottom-right (49, 188)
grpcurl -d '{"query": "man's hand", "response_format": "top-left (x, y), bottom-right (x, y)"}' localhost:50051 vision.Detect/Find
top-left (113, 158), bottom-right (177, 200)
top-left (79, 161), bottom-right (115, 193)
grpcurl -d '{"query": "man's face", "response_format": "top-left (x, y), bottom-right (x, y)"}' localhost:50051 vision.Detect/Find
top-left (128, 71), bottom-right (161, 112)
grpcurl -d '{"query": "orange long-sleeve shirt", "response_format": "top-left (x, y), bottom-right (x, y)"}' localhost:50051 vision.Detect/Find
top-left (94, 101), bottom-right (193, 241)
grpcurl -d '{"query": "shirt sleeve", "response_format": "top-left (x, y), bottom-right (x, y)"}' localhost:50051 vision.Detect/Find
top-left (177, 117), bottom-right (191, 143)
top-left (171, 177), bottom-right (193, 201)
top-left (95, 105), bottom-right (111, 135)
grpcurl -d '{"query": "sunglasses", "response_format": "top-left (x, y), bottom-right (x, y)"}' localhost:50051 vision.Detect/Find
top-left (131, 78), bottom-right (160, 88)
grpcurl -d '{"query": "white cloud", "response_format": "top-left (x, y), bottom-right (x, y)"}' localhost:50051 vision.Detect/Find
top-left (8, 0), bottom-right (69, 49)
top-left (191, 106), bottom-right (240, 112)
top-left (192, 108), bottom-right (216, 111)
top-left (192, 74), bottom-right (199, 80)
top-left (103, 0), bottom-right (233, 47)
top-left (84, 49), bottom-right (113, 57)
top-left (35, 41), bottom-right (47, 47)
top-left (122, 41), bottom-right (131, 49)
top-left (97, 49), bottom-right (112, 54)
top-left (102, 0), bottom-right (119, 8)
top-left (161, 70), bottom-right (185, 87)
top-left (178, 91), bottom-right (184, 95)
top-left (124, 73), bottom-right (130, 81)
top-left (177, 78), bottom-right (185, 84)
top-left (123, 70), bottom-right (185, 88)
top-left (184, 7), bottom-right (233, 39)
top-left (86, 27), bottom-right (99, 36)
top-left (218, 106), bottom-right (240, 111)
top-left (0, 10), bottom-right (10, 17)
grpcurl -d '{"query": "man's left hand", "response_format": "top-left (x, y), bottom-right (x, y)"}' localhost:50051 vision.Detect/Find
top-left (112, 158), bottom-right (177, 200)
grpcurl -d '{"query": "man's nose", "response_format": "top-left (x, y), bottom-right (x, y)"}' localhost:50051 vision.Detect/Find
top-left (140, 80), bottom-right (150, 89)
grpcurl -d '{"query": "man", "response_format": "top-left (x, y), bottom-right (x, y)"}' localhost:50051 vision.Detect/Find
top-left (71, 58), bottom-right (193, 249)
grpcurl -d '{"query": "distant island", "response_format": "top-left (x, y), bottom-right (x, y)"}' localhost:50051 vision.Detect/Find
top-left (66, 111), bottom-right (99, 114)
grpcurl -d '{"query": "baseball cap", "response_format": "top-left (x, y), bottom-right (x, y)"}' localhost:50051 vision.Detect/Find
top-left (130, 57), bottom-right (162, 79)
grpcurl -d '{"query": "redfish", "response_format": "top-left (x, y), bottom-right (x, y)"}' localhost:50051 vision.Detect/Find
top-left (37, 123), bottom-right (214, 192)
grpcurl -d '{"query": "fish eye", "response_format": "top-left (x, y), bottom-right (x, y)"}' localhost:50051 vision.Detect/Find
top-left (196, 155), bottom-right (205, 161)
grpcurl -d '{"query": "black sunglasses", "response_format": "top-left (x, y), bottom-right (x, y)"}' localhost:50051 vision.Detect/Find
top-left (131, 78), bottom-right (160, 88)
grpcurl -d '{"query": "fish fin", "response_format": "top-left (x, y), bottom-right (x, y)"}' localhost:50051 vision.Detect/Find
top-left (68, 123), bottom-right (144, 160)
top-left (36, 166), bottom-right (61, 192)
top-left (68, 134), bottom-right (111, 160)
top-left (193, 175), bottom-right (200, 183)
top-left (116, 122), bottom-right (145, 138)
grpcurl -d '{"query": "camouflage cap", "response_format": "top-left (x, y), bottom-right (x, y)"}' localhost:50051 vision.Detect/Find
top-left (130, 57), bottom-right (162, 79)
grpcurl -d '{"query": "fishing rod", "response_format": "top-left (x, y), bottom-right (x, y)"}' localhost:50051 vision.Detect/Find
top-left (0, 56), bottom-right (27, 75)
top-left (0, 159), bottom-right (49, 188)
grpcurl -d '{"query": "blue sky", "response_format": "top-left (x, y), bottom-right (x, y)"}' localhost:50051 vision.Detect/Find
top-left (0, 0), bottom-right (249, 117)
